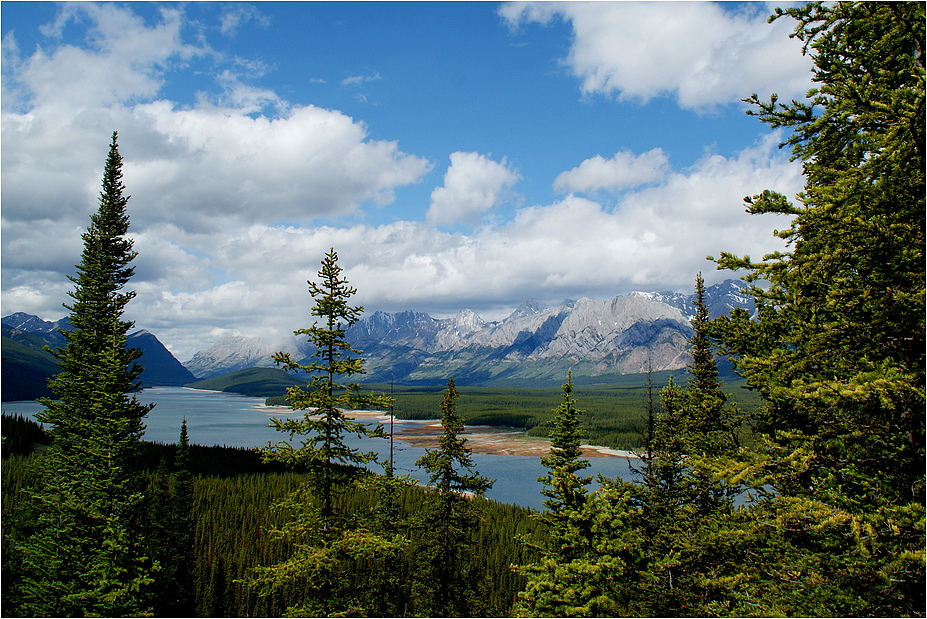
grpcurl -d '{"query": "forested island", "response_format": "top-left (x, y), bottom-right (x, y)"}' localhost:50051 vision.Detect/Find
top-left (2, 3), bottom-right (924, 617)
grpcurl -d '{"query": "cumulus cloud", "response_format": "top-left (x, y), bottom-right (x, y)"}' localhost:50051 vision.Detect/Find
top-left (427, 152), bottom-right (520, 227)
top-left (373, 135), bottom-right (798, 309)
top-left (0, 3), bottom-right (432, 355)
top-left (21, 4), bottom-right (202, 109)
top-left (1, 2), bottom-right (807, 361)
top-left (500, 1), bottom-right (814, 110)
top-left (554, 148), bottom-right (670, 194)
top-left (1, 4), bottom-right (431, 236)
top-left (116, 133), bottom-right (800, 359)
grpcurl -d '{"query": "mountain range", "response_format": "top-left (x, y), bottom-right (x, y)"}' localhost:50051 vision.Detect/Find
top-left (1, 313), bottom-right (195, 401)
top-left (1, 280), bottom-right (753, 398)
top-left (184, 279), bottom-right (754, 385)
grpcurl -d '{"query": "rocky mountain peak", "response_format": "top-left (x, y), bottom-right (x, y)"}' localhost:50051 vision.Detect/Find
top-left (1, 312), bottom-right (62, 333)
top-left (451, 309), bottom-right (485, 333)
top-left (506, 299), bottom-right (547, 322)
top-left (179, 278), bottom-right (755, 384)
top-left (183, 335), bottom-right (276, 379)
top-left (2, 313), bottom-right (194, 392)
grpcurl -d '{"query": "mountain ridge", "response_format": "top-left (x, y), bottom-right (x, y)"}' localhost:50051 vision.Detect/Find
top-left (183, 279), bottom-right (754, 384)
top-left (1, 315), bottom-right (196, 401)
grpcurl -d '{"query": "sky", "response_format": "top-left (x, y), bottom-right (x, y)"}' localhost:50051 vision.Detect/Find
top-left (1, 1), bottom-right (813, 361)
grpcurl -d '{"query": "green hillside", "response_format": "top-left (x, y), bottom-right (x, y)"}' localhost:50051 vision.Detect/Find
top-left (186, 367), bottom-right (298, 397)
top-left (1, 336), bottom-right (58, 401)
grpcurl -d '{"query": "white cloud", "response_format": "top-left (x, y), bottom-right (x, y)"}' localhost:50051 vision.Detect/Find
top-left (20, 4), bottom-right (203, 110)
top-left (360, 133), bottom-right (800, 310)
top-left (1, 2), bottom-right (808, 362)
top-left (1, 5), bottom-right (431, 236)
top-left (427, 152), bottom-right (520, 227)
top-left (500, 1), bottom-right (814, 110)
top-left (554, 148), bottom-right (670, 194)
top-left (123, 101), bottom-right (430, 231)
top-left (219, 4), bottom-right (270, 38)
top-left (111, 133), bottom-right (800, 360)
top-left (341, 71), bottom-right (382, 87)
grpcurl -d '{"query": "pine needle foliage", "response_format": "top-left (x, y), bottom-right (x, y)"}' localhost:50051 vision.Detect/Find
top-left (415, 378), bottom-right (495, 617)
top-left (247, 249), bottom-right (402, 616)
top-left (263, 248), bottom-right (393, 515)
top-left (538, 372), bottom-right (593, 521)
top-left (14, 132), bottom-right (157, 617)
top-left (515, 276), bottom-right (745, 617)
top-left (709, 2), bottom-right (925, 614)
top-left (515, 373), bottom-right (599, 617)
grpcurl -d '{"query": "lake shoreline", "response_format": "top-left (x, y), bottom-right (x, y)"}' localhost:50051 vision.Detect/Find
top-left (344, 410), bottom-right (639, 459)
top-left (162, 389), bottom-right (640, 459)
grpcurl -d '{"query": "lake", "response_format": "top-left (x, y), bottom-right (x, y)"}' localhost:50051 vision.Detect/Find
top-left (1, 386), bottom-right (639, 510)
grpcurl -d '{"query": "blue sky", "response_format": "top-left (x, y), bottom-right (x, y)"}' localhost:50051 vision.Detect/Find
top-left (2, 2), bottom-right (812, 359)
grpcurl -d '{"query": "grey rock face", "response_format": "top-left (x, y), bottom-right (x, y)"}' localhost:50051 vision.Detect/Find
top-left (183, 279), bottom-right (753, 383)
top-left (183, 335), bottom-right (277, 379)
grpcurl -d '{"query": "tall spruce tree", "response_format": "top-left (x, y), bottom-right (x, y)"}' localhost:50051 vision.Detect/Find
top-left (16, 132), bottom-right (156, 617)
top-left (615, 274), bottom-right (741, 615)
top-left (263, 248), bottom-right (392, 513)
top-left (516, 373), bottom-right (599, 617)
top-left (415, 378), bottom-right (494, 617)
top-left (248, 249), bottom-right (401, 616)
top-left (709, 2), bottom-right (925, 615)
top-left (538, 373), bottom-right (592, 523)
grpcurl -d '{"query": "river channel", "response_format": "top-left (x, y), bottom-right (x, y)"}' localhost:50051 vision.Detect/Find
top-left (2, 386), bottom-right (639, 510)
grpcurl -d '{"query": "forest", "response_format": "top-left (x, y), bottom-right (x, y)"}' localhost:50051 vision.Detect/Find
top-left (1, 3), bottom-right (924, 617)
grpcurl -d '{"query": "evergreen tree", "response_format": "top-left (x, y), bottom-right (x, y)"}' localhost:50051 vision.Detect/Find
top-left (673, 273), bottom-right (742, 513)
top-left (516, 373), bottom-right (598, 616)
top-left (539, 372), bottom-right (592, 523)
top-left (415, 378), bottom-right (494, 617)
top-left (16, 132), bottom-right (156, 617)
top-left (615, 275), bottom-right (740, 616)
top-left (264, 248), bottom-right (392, 515)
top-left (710, 2), bottom-right (925, 614)
top-left (159, 420), bottom-right (195, 616)
top-left (516, 276), bottom-right (743, 617)
top-left (247, 249), bottom-right (401, 616)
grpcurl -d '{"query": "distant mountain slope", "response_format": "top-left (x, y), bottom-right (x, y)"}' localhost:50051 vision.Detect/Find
top-left (126, 330), bottom-right (198, 386)
top-left (183, 335), bottom-right (277, 379)
top-left (184, 279), bottom-right (754, 386)
top-left (0, 336), bottom-right (58, 401)
top-left (186, 367), bottom-right (298, 398)
top-left (1, 315), bottom-right (196, 400)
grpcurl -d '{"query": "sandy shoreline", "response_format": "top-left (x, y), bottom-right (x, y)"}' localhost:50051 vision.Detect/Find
top-left (248, 406), bottom-right (638, 459)
top-left (349, 411), bottom-right (638, 459)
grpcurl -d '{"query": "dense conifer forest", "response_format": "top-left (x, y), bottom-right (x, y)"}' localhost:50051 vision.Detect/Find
top-left (1, 416), bottom-right (545, 617)
top-left (1, 3), bottom-right (924, 617)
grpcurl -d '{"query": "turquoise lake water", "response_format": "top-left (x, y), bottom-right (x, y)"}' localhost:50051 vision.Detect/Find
top-left (2, 386), bottom-right (639, 510)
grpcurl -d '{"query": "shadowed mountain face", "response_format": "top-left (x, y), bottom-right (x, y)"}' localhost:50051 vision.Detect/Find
top-left (1, 315), bottom-right (196, 400)
top-left (181, 280), bottom-right (754, 385)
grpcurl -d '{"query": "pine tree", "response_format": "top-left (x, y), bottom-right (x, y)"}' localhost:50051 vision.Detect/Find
top-left (16, 132), bottom-right (156, 617)
top-left (539, 372), bottom-right (592, 523)
top-left (516, 373), bottom-right (601, 616)
top-left (617, 275), bottom-right (740, 616)
top-left (247, 249), bottom-right (401, 616)
top-left (415, 378), bottom-right (494, 617)
top-left (675, 273), bottom-right (742, 512)
top-left (264, 248), bottom-right (392, 515)
top-left (710, 3), bottom-right (925, 614)
top-left (165, 420), bottom-right (195, 616)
